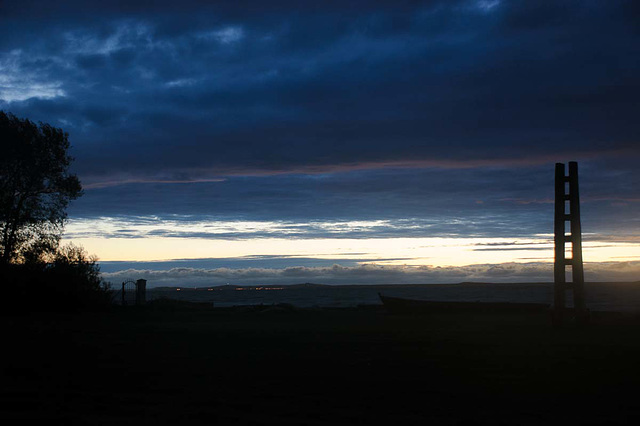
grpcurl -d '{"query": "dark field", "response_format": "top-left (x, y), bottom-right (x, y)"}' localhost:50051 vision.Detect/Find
top-left (3, 302), bottom-right (640, 425)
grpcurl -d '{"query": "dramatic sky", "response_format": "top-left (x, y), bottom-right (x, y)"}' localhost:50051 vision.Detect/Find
top-left (2, 0), bottom-right (639, 286)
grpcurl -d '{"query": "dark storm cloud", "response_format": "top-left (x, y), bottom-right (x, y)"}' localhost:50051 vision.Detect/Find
top-left (2, 0), bottom-right (639, 243)
top-left (2, 1), bottom-right (638, 177)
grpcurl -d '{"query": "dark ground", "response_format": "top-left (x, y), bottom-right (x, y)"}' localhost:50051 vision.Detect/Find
top-left (2, 302), bottom-right (640, 425)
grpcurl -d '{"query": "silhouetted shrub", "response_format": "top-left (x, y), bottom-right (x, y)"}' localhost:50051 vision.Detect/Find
top-left (0, 244), bottom-right (112, 313)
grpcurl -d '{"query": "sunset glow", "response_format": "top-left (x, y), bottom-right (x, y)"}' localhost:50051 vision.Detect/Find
top-left (4, 0), bottom-right (639, 286)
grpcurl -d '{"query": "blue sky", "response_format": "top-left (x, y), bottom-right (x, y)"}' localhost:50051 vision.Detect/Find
top-left (1, 0), bottom-right (639, 286)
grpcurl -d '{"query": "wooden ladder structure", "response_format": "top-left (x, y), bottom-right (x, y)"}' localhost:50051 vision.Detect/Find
top-left (553, 161), bottom-right (588, 326)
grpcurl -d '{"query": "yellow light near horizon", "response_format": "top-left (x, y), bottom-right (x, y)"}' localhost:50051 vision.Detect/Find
top-left (61, 216), bottom-right (640, 267)
top-left (63, 236), bottom-right (519, 264)
top-left (59, 234), bottom-right (640, 268)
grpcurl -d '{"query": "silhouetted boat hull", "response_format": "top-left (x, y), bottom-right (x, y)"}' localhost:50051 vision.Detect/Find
top-left (378, 293), bottom-right (549, 314)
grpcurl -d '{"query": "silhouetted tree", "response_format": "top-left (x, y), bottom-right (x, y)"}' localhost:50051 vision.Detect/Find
top-left (50, 243), bottom-right (102, 288)
top-left (0, 111), bottom-right (82, 264)
top-left (1, 243), bottom-right (113, 312)
top-left (44, 243), bottom-right (112, 310)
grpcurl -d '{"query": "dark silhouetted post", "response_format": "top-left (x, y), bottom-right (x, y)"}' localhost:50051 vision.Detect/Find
top-left (553, 162), bottom-right (588, 326)
top-left (135, 279), bottom-right (147, 305)
top-left (121, 281), bottom-right (126, 306)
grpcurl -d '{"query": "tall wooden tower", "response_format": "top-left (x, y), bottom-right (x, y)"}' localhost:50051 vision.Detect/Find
top-left (553, 161), bottom-right (588, 325)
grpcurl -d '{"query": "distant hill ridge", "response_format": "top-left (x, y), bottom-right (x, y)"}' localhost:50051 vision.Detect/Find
top-left (152, 282), bottom-right (329, 291)
top-left (149, 281), bottom-right (640, 291)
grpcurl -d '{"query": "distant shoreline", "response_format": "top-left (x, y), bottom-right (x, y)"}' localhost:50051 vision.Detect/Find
top-left (138, 281), bottom-right (640, 312)
top-left (147, 281), bottom-right (639, 291)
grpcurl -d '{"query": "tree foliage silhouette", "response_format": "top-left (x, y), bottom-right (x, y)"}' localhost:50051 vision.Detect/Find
top-left (44, 243), bottom-right (111, 309)
top-left (0, 111), bottom-right (82, 264)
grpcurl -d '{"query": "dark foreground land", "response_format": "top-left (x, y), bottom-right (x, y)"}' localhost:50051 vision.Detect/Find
top-left (3, 302), bottom-right (640, 425)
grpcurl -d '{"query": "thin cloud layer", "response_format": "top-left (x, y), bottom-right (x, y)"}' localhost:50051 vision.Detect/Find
top-left (64, 164), bottom-right (639, 242)
top-left (101, 261), bottom-right (640, 287)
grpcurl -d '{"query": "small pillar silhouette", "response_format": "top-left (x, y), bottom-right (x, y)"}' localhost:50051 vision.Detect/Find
top-left (553, 162), bottom-right (588, 326)
top-left (135, 279), bottom-right (147, 305)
